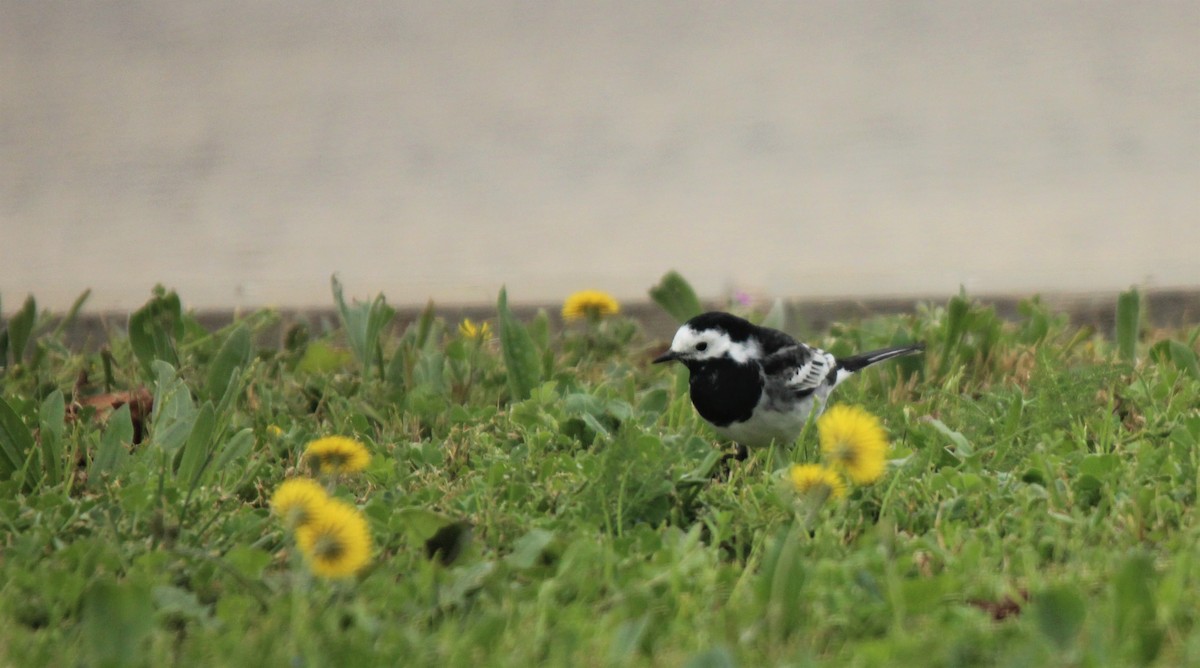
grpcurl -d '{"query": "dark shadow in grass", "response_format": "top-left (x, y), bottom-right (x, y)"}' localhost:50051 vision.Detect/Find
top-left (424, 521), bottom-right (472, 566)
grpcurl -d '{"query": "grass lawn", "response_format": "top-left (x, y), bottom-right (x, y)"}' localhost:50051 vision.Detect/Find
top-left (2, 277), bottom-right (1199, 667)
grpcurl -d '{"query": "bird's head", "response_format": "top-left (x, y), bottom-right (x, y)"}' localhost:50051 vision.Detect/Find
top-left (653, 312), bottom-right (762, 366)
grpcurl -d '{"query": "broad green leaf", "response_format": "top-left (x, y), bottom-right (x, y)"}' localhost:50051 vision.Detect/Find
top-left (1116, 287), bottom-right (1140, 363)
top-left (150, 361), bottom-right (197, 454)
top-left (1113, 551), bottom-right (1163, 663)
top-left (649, 270), bottom-right (703, 323)
top-left (1079, 453), bottom-right (1119, 478)
top-left (926, 417), bottom-right (974, 459)
top-left (440, 560), bottom-right (494, 607)
top-left (212, 364), bottom-right (249, 430)
top-left (900, 574), bottom-right (953, 614)
top-left (941, 290), bottom-right (970, 369)
top-left (385, 345), bottom-right (411, 394)
top-left (505, 529), bottom-right (557, 570)
top-left (214, 594), bottom-right (256, 626)
top-left (296, 340), bottom-right (353, 374)
top-left (413, 349), bottom-right (448, 396)
top-left (0, 394), bottom-right (34, 481)
top-left (331, 274), bottom-right (396, 380)
top-left (39, 389), bottom-right (65, 486)
top-left (223, 545), bottom-right (273, 579)
top-left (759, 526), bottom-right (808, 637)
top-left (393, 507), bottom-right (458, 548)
top-left (91, 404), bottom-right (134, 483)
top-left (680, 449), bottom-right (726, 485)
top-left (529, 308), bottom-right (551, 352)
top-left (1073, 474), bottom-right (1103, 508)
top-left (331, 275), bottom-right (362, 351)
top-left (153, 585), bottom-right (212, 627)
top-left (176, 402), bottom-right (215, 487)
top-left (1150, 339), bottom-right (1200, 380)
top-left (1157, 552), bottom-right (1192, 623)
top-left (1032, 586), bottom-right (1086, 650)
top-left (365, 295), bottom-right (396, 379)
top-left (497, 287), bottom-right (541, 401)
top-left (210, 428), bottom-right (255, 476)
top-left (153, 417), bottom-right (196, 456)
top-left (204, 324), bottom-right (251, 401)
top-left (39, 390), bottom-right (65, 440)
top-left (81, 580), bottom-right (155, 668)
top-left (128, 287), bottom-right (183, 378)
top-left (1114, 552), bottom-right (1157, 630)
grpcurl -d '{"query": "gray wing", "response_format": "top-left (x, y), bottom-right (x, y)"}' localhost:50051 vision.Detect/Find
top-left (762, 343), bottom-right (836, 396)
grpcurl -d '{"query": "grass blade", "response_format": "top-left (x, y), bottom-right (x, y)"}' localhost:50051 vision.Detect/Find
top-left (940, 290), bottom-right (970, 371)
top-left (0, 394), bottom-right (34, 482)
top-left (6, 295), bottom-right (37, 366)
top-left (39, 389), bottom-right (65, 486)
top-left (210, 428), bottom-right (254, 478)
top-left (176, 402), bottom-right (215, 486)
top-left (413, 300), bottom-right (436, 350)
top-left (1116, 287), bottom-right (1140, 363)
top-left (91, 404), bottom-right (134, 484)
top-left (0, 320), bottom-right (6, 372)
top-left (51, 288), bottom-right (92, 338)
top-left (497, 287), bottom-right (541, 401)
top-left (204, 324), bottom-right (251, 401)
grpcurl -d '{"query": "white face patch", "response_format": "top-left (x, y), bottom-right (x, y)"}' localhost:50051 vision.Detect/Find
top-left (726, 338), bottom-right (763, 364)
top-left (669, 326), bottom-right (761, 364)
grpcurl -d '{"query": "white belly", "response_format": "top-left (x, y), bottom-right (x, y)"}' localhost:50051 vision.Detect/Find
top-left (712, 393), bottom-right (827, 447)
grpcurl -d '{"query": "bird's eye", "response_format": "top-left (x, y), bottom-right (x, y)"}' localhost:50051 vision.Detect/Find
top-left (695, 342), bottom-right (708, 352)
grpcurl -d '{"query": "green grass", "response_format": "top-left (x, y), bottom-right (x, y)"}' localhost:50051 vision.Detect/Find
top-left (2, 281), bottom-right (1200, 667)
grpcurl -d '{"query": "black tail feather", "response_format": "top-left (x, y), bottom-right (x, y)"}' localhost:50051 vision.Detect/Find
top-left (836, 342), bottom-right (925, 373)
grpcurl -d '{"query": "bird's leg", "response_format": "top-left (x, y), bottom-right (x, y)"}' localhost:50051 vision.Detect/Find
top-left (710, 442), bottom-right (750, 481)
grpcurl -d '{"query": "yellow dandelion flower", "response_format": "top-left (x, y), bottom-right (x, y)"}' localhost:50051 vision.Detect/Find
top-left (270, 478), bottom-right (329, 529)
top-left (789, 464), bottom-right (847, 501)
top-left (818, 404), bottom-right (888, 485)
top-left (267, 424), bottom-right (284, 437)
top-left (303, 436), bottom-right (371, 476)
top-left (562, 290), bottom-right (620, 321)
top-left (294, 497), bottom-right (374, 579)
top-left (458, 318), bottom-right (492, 340)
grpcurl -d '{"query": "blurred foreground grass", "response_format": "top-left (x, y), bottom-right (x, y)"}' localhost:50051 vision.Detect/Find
top-left (2, 277), bottom-right (1200, 666)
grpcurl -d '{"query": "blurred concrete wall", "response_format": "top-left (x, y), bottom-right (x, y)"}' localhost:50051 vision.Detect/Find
top-left (2, 2), bottom-right (1197, 312)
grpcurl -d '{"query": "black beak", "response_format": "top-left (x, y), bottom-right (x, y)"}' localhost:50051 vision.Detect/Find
top-left (653, 350), bottom-right (679, 364)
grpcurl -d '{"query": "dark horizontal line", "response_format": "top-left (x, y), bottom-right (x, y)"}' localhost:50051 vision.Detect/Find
top-left (37, 288), bottom-right (1200, 351)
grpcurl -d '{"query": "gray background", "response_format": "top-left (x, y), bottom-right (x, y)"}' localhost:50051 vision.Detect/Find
top-left (3, 2), bottom-right (1197, 312)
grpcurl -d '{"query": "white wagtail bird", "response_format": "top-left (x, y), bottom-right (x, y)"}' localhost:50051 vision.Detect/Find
top-left (653, 311), bottom-right (924, 448)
